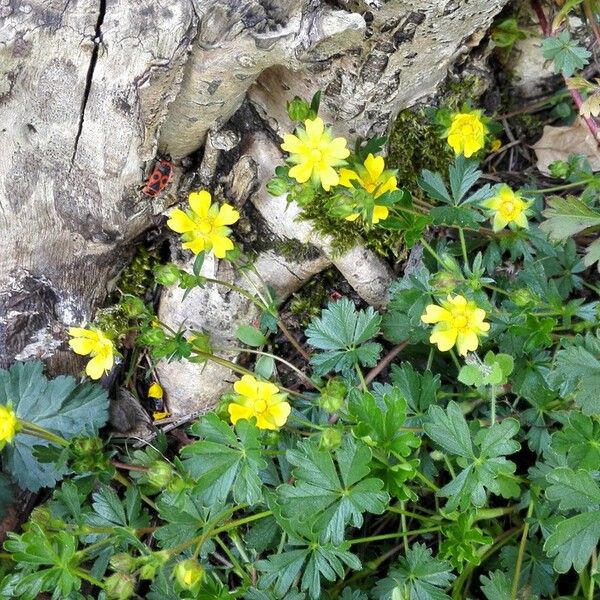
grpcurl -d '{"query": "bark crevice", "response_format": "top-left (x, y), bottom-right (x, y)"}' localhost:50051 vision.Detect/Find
top-left (70, 0), bottom-right (106, 168)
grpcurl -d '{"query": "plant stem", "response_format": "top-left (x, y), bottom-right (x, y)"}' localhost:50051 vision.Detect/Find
top-left (511, 499), bottom-right (534, 600)
top-left (19, 421), bottom-right (69, 447)
top-left (458, 228), bottom-right (469, 266)
top-left (584, 0), bottom-right (600, 45)
top-left (399, 501), bottom-right (408, 554)
top-left (349, 526), bottom-right (441, 545)
top-left (420, 239), bottom-right (445, 266)
top-left (277, 319), bottom-right (311, 362)
top-left (490, 384), bottom-right (497, 426)
top-left (527, 181), bottom-right (586, 194)
top-left (355, 363), bottom-right (368, 392)
top-left (589, 548), bottom-right (598, 600)
top-left (210, 510), bottom-right (272, 537)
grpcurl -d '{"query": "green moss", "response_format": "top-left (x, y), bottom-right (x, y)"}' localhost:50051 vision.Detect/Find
top-left (117, 247), bottom-right (160, 297)
top-left (288, 268), bottom-right (339, 327)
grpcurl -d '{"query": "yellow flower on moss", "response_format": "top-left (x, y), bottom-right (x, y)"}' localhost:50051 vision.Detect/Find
top-left (167, 190), bottom-right (240, 258)
top-left (173, 559), bottom-right (204, 590)
top-left (0, 405), bottom-right (18, 450)
top-left (481, 185), bottom-right (532, 232)
top-left (228, 374), bottom-right (290, 431)
top-left (338, 153), bottom-right (397, 224)
top-left (281, 117), bottom-right (350, 191)
top-left (421, 295), bottom-right (490, 356)
top-left (447, 111), bottom-right (487, 158)
top-left (68, 327), bottom-right (115, 380)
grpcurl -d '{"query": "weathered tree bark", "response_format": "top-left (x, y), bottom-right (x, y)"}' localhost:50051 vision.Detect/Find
top-left (0, 0), bottom-right (509, 398)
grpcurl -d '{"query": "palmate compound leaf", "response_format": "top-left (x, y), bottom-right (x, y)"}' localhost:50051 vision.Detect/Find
top-left (256, 540), bottom-right (361, 600)
top-left (277, 434), bottom-right (389, 545)
top-left (374, 543), bottom-right (455, 600)
top-left (424, 402), bottom-right (520, 511)
top-left (541, 31), bottom-right (591, 77)
top-left (0, 361), bottom-right (108, 492)
top-left (181, 413), bottom-right (267, 506)
top-left (544, 467), bottom-right (600, 572)
top-left (539, 195), bottom-right (600, 241)
top-left (305, 298), bottom-right (382, 376)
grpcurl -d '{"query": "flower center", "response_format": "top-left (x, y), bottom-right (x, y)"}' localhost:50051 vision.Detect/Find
top-left (197, 221), bottom-right (213, 235)
top-left (500, 200), bottom-right (515, 217)
top-left (310, 149), bottom-right (323, 162)
top-left (254, 399), bottom-right (268, 414)
top-left (453, 314), bottom-right (469, 330)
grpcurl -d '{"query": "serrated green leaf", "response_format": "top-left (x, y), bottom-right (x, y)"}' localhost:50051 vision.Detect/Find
top-left (0, 362), bottom-right (108, 492)
top-left (277, 435), bottom-right (389, 544)
top-left (546, 467), bottom-right (600, 511)
top-left (418, 169), bottom-right (452, 204)
top-left (540, 196), bottom-right (600, 241)
top-left (390, 363), bottom-right (440, 423)
top-left (449, 155), bottom-right (481, 204)
top-left (181, 414), bottom-right (267, 505)
top-left (305, 299), bottom-right (382, 376)
top-left (552, 413), bottom-right (600, 470)
top-left (374, 543), bottom-right (455, 600)
top-left (480, 570), bottom-right (512, 600)
top-left (541, 31), bottom-right (591, 76)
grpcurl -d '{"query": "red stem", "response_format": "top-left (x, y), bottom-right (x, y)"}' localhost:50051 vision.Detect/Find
top-left (530, 0), bottom-right (600, 141)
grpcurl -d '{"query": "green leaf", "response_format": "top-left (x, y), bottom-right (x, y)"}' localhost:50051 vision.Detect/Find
top-left (425, 403), bottom-right (520, 510)
top-left (237, 325), bottom-right (268, 347)
top-left (541, 31), bottom-right (591, 77)
top-left (549, 340), bottom-right (600, 414)
top-left (480, 570), bottom-right (512, 600)
top-left (458, 352), bottom-right (514, 387)
top-left (254, 355), bottom-right (275, 379)
top-left (374, 543), bottom-right (455, 600)
top-left (348, 389), bottom-right (421, 457)
top-left (0, 361), bottom-right (108, 491)
top-left (277, 435), bottom-right (389, 544)
top-left (551, 413), bottom-right (600, 470)
top-left (192, 251), bottom-right (205, 276)
top-left (430, 205), bottom-right (484, 229)
top-left (440, 513), bottom-right (492, 571)
top-left (500, 542), bottom-right (555, 597)
top-left (305, 299), bottom-right (382, 376)
top-left (390, 363), bottom-right (440, 423)
top-left (256, 540), bottom-right (360, 600)
top-left (418, 169), bottom-right (452, 204)
top-left (3, 523), bottom-right (83, 599)
top-left (449, 155), bottom-right (481, 204)
top-left (544, 510), bottom-right (600, 572)
top-left (86, 485), bottom-right (150, 529)
top-left (546, 467), bottom-right (600, 511)
top-left (181, 414), bottom-right (267, 505)
top-left (539, 196), bottom-right (600, 241)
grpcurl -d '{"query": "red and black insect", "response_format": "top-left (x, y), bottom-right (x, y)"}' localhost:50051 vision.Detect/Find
top-left (142, 158), bottom-right (173, 197)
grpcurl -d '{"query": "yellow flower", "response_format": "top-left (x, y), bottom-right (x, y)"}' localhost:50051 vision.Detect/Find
top-left (0, 405), bottom-right (18, 450)
top-left (447, 111), bottom-right (487, 158)
top-left (338, 153), bottom-right (397, 224)
top-left (228, 374), bottom-right (290, 430)
top-left (148, 382), bottom-right (163, 399)
top-left (68, 327), bottom-right (115, 380)
top-left (481, 185), bottom-right (532, 232)
top-left (167, 190), bottom-right (240, 258)
top-left (281, 117), bottom-right (350, 191)
top-left (421, 295), bottom-right (490, 356)
top-left (173, 559), bottom-right (204, 590)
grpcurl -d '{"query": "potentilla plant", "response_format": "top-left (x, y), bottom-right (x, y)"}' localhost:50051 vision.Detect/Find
top-left (1, 82), bottom-right (600, 600)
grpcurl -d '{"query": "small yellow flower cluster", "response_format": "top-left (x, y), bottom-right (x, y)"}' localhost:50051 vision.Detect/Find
top-left (0, 405), bottom-right (18, 451)
top-left (421, 294), bottom-right (490, 356)
top-left (68, 327), bottom-right (115, 380)
top-left (446, 111), bottom-right (487, 158)
top-left (167, 190), bottom-right (240, 258)
top-left (482, 185), bottom-right (532, 232)
top-left (228, 374), bottom-right (290, 430)
top-left (339, 153), bottom-right (397, 223)
top-left (281, 117), bottom-right (350, 191)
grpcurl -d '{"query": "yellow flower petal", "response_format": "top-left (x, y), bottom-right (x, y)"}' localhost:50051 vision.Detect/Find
top-left (267, 401), bottom-right (291, 427)
top-left (167, 209), bottom-right (196, 234)
top-left (372, 205), bottom-right (389, 223)
top-left (319, 166), bottom-right (339, 191)
top-left (456, 331), bottom-right (479, 356)
top-left (328, 137), bottom-right (351, 160)
top-left (68, 327), bottom-right (97, 339)
top-left (289, 161), bottom-right (313, 184)
top-left (281, 133), bottom-right (306, 154)
top-left (339, 168), bottom-right (360, 188)
top-left (228, 402), bottom-right (254, 425)
top-left (364, 154), bottom-right (384, 181)
top-left (86, 353), bottom-right (110, 379)
top-left (234, 375), bottom-right (259, 399)
top-left (148, 383), bottom-right (164, 399)
top-left (214, 204), bottom-right (240, 227)
top-left (69, 337), bottom-right (96, 356)
top-left (210, 234), bottom-right (234, 258)
top-left (430, 327), bottom-right (458, 352)
top-left (375, 175), bottom-right (397, 198)
top-left (183, 237), bottom-right (207, 255)
top-left (188, 191), bottom-right (212, 219)
top-left (421, 304), bottom-right (452, 324)
top-left (305, 117), bottom-right (325, 145)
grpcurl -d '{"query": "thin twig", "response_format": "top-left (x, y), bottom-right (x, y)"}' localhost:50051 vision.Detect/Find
top-left (278, 319), bottom-right (310, 361)
top-left (365, 342), bottom-right (409, 385)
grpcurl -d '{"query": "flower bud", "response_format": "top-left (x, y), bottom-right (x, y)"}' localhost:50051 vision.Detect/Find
top-left (145, 460), bottom-right (173, 489)
top-left (173, 559), bottom-right (205, 590)
top-left (105, 572), bottom-right (135, 599)
top-left (287, 97), bottom-right (311, 121)
top-left (110, 553), bottom-right (137, 573)
top-left (513, 288), bottom-right (535, 307)
top-left (320, 378), bottom-right (347, 413)
top-left (137, 551), bottom-right (168, 581)
top-left (154, 264), bottom-right (181, 286)
top-left (320, 427), bottom-right (343, 450)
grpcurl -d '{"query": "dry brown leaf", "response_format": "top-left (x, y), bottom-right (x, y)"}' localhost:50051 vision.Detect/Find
top-left (532, 120), bottom-right (600, 175)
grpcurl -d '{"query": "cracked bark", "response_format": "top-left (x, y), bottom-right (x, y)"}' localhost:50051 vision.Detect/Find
top-left (0, 0), bottom-right (509, 398)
